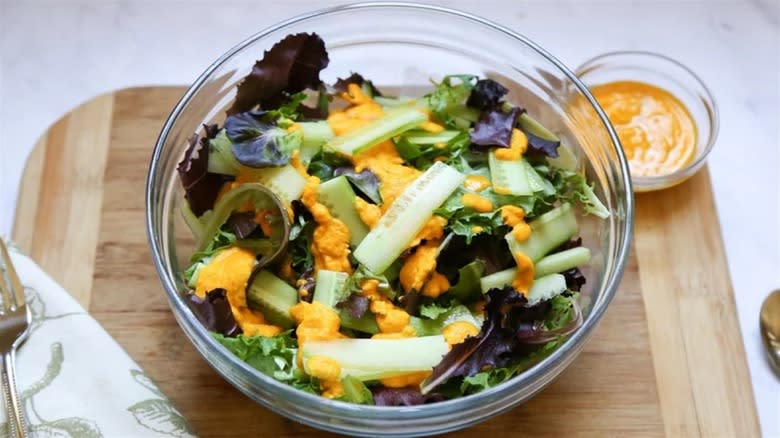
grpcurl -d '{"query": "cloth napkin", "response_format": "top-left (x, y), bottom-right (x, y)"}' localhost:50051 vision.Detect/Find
top-left (0, 238), bottom-right (195, 438)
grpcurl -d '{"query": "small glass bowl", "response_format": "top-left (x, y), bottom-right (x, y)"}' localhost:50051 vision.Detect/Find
top-left (576, 51), bottom-right (719, 192)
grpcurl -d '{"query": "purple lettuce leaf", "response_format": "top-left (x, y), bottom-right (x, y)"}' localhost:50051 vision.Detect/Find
top-left (526, 131), bottom-right (561, 158)
top-left (177, 125), bottom-right (232, 216)
top-left (337, 293), bottom-right (370, 319)
top-left (469, 107), bottom-right (524, 148)
top-left (372, 388), bottom-right (444, 406)
top-left (188, 289), bottom-right (241, 337)
top-left (466, 79), bottom-right (508, 110)
top-left (226, 212), bottom-right (258, 239)
top-left (421, 286), bottom-right (550, 393)
top-left (229, 33), bottom-right (329, 114)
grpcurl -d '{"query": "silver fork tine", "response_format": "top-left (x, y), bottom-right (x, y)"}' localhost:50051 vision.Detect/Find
top-left (0, 240), bottom-right (23, 310)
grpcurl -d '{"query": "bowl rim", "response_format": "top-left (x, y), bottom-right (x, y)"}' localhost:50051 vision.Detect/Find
top-left (576, 50), bottom-right (720, 189)
top-left (146, 0), bottom-right (634, 420)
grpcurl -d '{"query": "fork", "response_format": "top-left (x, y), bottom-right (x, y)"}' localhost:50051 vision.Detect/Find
top-left (0, 240), bottom-right (30, 438)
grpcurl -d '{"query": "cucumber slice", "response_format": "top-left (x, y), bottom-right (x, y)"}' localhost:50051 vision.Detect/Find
top-left (312, 270), bottom-right (349, 308)
top-left (409, 305), bottom-right (483, 337)
top-left (517, 113), bottom-right (559, 142)
top-left (526, 273), bottom-right (567, 305)
top-left (402, 130), bottom-right (460, 145)
top-left (207, 129), bottom-right (241, 176)
top-left (246, 164), bottom-right (307, 203)
top-left (298, 121), bottom-right (334, 166)
top-left (353, 162), bottom-right (465, 273)
top-left (535, 247), bottom-right (591, 278)
top-left (521, 159), bottom-right (553, 194)
top-left (339, 309), bottom-right (380, 334)
top-left (488, 150), bottom-right (533, 196)
top-left (326, 107), bottom-right (427, 157)
top-left (479, 268), bottom-right (517, 293)
top-left (246, 270), bottom-right (298, 328)
top-left (317, 176), bottom-right (370, 247)
top-left (480, 270), bottom-right (568, 304)
top-left (505, 203), bottom-right (578, 262)
top-left (548, 144), bottom-right (578, 171)
top-left (301, 336), bottom-right (449, 381)
top-left (374, 96), bottom-right (416, 108)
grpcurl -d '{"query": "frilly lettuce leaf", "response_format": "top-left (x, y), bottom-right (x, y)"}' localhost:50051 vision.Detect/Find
top-left (229, 33), bottom-right (329, 114)
top-left (177, 125), bottom-right (232, 216)
top-left (469, 106), bottom-right (523, 148)
top-left (333, 72), bottom-right (381, 97)
top-left (213, 331), bottom-right (319, 393)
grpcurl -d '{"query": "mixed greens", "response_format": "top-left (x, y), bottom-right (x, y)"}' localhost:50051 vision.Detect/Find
top-left (177, 33), bottom-right (609, 406)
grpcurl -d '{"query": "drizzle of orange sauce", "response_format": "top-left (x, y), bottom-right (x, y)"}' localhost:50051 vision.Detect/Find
top-left (590, 81), bottom-right (697, 177)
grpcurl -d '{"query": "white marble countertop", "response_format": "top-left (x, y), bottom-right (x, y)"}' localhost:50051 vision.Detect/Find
top-left (1, 0), bottom-right (778, 434)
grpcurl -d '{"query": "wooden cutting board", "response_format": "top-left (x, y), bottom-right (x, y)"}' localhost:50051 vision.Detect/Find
top-left (12, 87), bottom-right (760, 437)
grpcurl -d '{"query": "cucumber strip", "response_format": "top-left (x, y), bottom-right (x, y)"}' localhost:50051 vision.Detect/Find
top-left (246, 270), bottom-right (298, 328)
top-left (207, 129), bottom-right (241, 175)
top-left (488, 151), bottom-right (533, 196)
top-left (517, 113), bottom-right (559, 142)
top-left (317, 176), bottom-right (370, 247)
top-left (402, 130), bottom-right (460, 145)
top-left (526, 273), bottom-right (567, 305)
top-left (521, 159), bottom-right (552, 193)
top-left (535, 247), bottom-right (591, 278)
top-left (479, 268), bottom-right (517, 293)
top-left (339, 310), bottom-right (380, 334)
top-left (312, 270), bottom-right (349, 308)
top-left (180, 201), bottom-right (204, 239)
top-left (547, 144), bottom-right (578, 171)
top-left (374, 96), bottom-right (416, 108)
top-left (409, 305), bottom-right (483, 337)
top-left (479, 270), bottom-right (568, 304)
top-left (298, 121), bottom-right (334, 166)
top-left (353, 162), bottom-right (465, 273)
top-left (244, 164), bottom-right (307, 203)
top-left (325, 107), bottom-right (427, 157)
top-left (301, 336), bottom-right (449, 381)
top-left (505, 203), bottom-right (578, 262)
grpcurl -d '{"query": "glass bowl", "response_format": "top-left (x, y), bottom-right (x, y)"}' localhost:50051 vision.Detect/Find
top-left (146, 2), bottom-right (633, 436)
top-left (576, 51), bottom-right (719, 192)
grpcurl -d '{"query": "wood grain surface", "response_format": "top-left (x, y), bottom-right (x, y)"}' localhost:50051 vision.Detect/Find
top-left (12, 87), bottom-right (759, 437)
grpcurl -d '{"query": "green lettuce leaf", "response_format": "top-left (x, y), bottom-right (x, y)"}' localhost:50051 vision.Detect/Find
top-left (213, 331), bottom-right (319, 394)
top-left (423, 75), bottom-right (479, 129)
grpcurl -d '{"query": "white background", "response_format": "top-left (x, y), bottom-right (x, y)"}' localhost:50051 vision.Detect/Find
top-left (1, 0), bottom-right (778, 434)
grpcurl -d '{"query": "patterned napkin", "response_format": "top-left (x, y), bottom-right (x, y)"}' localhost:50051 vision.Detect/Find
top-left (0, 239), bottom-right (194, 437)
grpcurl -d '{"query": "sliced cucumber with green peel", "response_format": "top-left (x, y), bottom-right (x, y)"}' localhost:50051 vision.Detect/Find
top-left (548, 144), bottom-right (578, 171)
top-left (353, 162), bottom-right (465, 273)
top-left (298, 121), bottom-right (334, 166)
top-left (521, 159), bottom-right (554, 194)
top-left (488, 150), bottom-right (533, 196)
top-left (301, 336), bottom-right (449, 381)
top-left (402, 130), bottom-right (460, 145)
top-left (312, 270), bottom-right (349, 308)
top-left (326, 107), bottom-right (427, 157)
top-left (505, 203), bottom-right (578, 262)
top-left (526, 273), bottom-right (567, 305)
top-left (479, 268), bottom-right (517, 293)
top-left (535, 247), bottom-right (591, 278)
top-left (246, 270), bottom-right (298, 328)
top-left (517, 113), bottom-right (559, 142)
top-left (480, 246), bottom-right (591, 293)
top-left (317, 176), bottom-right (370, 247)
top-left (246, 165), bottom-right (306, 204)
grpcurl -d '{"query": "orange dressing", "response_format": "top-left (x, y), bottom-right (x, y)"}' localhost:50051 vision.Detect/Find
top-left (590, 81), bottom-right (697, 177)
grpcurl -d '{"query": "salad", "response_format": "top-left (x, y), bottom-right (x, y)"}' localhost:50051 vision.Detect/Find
top-left (178, 33), bottom-right (609, 406)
